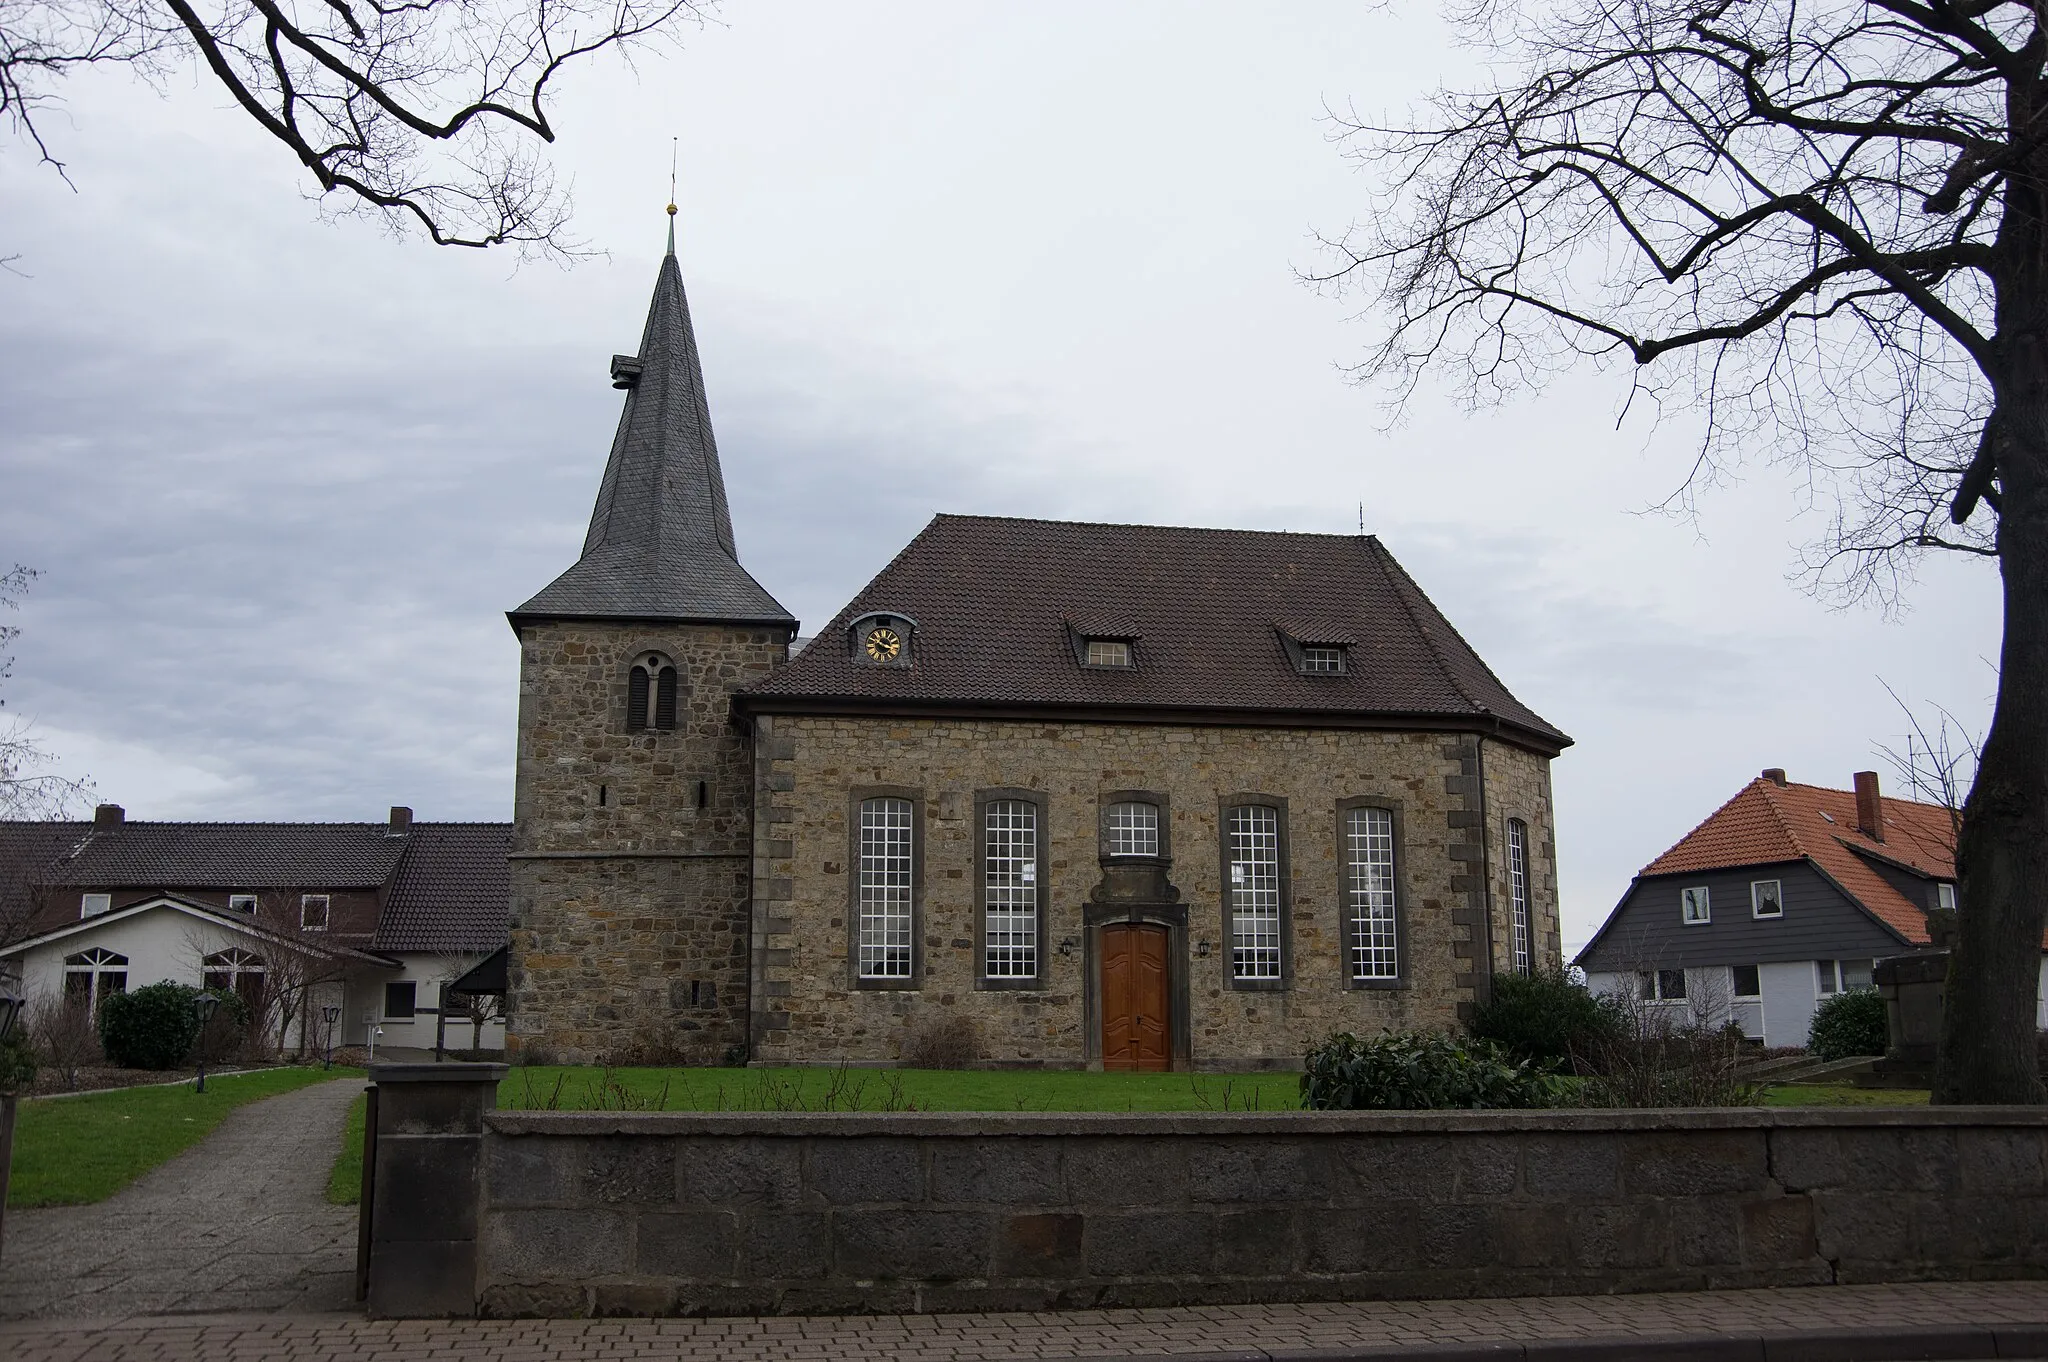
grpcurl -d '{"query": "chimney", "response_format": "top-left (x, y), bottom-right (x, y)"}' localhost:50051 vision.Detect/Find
top-left (387, 806), bottom-right (414, 837)
top-left (93, 803), bottom-right (124, 829)
top-left (1761, 768), bottom-right (1787, 787)
top-left (1853, 770), bottom-right (1885, 842)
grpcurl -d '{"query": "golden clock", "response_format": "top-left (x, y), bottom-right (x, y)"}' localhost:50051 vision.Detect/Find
top-left (864, 626), bottom-right (903, 662)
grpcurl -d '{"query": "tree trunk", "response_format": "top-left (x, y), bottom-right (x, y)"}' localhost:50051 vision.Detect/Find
top-left (1934, 384), bottom-right (2048, 1104)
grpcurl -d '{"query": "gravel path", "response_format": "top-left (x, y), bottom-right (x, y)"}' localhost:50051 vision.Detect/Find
top-left (0, 1076), bottom-right (362, 1320)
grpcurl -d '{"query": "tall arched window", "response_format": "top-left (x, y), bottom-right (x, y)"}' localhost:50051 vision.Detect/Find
top-left (203, 948), bottom-right (268, 1011)
top-left (626, 652), bottom-right (678, 731)
top-left (63, 948), bottom-right (128, 1013)
top-left (1507, 818), bottom-right (1532, 976)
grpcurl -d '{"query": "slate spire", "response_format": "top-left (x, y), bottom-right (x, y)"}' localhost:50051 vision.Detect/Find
top-left (513, 223), bottom-right (794, 626)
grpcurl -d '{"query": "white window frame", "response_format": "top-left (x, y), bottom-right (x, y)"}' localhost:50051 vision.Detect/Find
top-left (1816, 959), bottom-right (1842, 996)
top-left (857, 797), bottom-right (915, 981)
top-left (1680, 885), bottom-right (1711, 925)
top-left (300, 893), bottom-right (331, 932)
top-left (1506, 818), bottom-right (1532, 976)
top-left (1638, 968), bottom-right (1687, 1002)
top-left (63, 947), bottom-right (128, 1012)
top-left (1227, 804), bottom-right (1283, 981)
top-left (1937, 881), bottom-right (1958, 913)
top-left (228, 893), bottom-right (258, 914)
top-left (1730, 964), bottom-right (1762, 999)
top-left (1105, 801), bottom-right (1160, 858)
top-left (982, 799), bottom-right (1039, 980)
top-left (1083, 639), bottom-right (1132, 667)
top-left (79, 892), bottom-right (111, 919)
top-left (1299, 645), bottom-right (1346, 674)
top-left (1344, 806), bottom-right (1399, 981)
top-left (1751, 879), bottom-right (1784, 919)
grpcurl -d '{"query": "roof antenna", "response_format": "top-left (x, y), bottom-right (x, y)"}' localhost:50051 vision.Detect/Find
top-left (1357, 501), bottom-right (1365, 535)
top-left (666, 137), bottom-right (679, 256)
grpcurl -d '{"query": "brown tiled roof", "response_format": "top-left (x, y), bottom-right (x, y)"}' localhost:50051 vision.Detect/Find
top-left (374, 823), bottom-right (512, 954)
top-left (0, 820), bottom-right (89, 942)
top-left (23, 820), bottom-right (411, 889)
top-left (1637, 778), bottom-right (1963, 945)
top-left (739, 516), bottom-right (1570, 752)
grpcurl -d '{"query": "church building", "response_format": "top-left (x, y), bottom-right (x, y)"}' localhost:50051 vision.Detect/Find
top-left (506, 228), bottom-right (1571, 1070)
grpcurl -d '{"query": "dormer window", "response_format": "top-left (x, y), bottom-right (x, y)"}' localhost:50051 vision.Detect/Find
top-left (627, 652), bottom-right (678, 731)
top-left (1085, 639), bottom-right (1132, 668)
top-left (851, 612), bottom-right (916, 667)
top-left (1276, 623), bottom-right (1356, 675)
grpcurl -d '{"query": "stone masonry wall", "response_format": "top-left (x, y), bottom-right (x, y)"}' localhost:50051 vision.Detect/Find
top-left (510, 621), bottom-right (787, 1063)
top-left (472, 1107), bottom-right (2048, 1317)
top-left (748, 717), bottom-right (1562, 1068)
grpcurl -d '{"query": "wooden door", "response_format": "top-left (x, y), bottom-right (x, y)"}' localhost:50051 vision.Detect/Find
top-left (1101, 924), bottom-right (1171, 1071)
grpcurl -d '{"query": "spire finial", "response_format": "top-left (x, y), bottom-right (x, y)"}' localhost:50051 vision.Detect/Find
top-left (665, 137), bottom-right (679, 256)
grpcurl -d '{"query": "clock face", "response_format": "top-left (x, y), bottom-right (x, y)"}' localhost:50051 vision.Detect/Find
top-left (864, 626), bottom-right (903, 662)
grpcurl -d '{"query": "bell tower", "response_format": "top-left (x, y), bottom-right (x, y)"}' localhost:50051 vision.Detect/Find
top-left (505, 212), bottom-right (795, 1063)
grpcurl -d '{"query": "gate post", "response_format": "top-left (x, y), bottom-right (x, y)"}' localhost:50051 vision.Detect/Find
top-left (364, 1061), bottom-right (507, 1319)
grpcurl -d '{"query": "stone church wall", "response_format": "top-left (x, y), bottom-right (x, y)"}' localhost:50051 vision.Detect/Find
top-left (748, 716), bottom-right (1560, 1068)
top-left (509, 621), bottom-right (787, 1064)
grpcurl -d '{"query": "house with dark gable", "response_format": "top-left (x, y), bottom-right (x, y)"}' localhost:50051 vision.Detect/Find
top-left (0, 804), bottom-right (510, 1052)
top-left (505, 231), bottom-right (1574, 1069)
top-left (1575, 767), bottom-right (2048, 1047)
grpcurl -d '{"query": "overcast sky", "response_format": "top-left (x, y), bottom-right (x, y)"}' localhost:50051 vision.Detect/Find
top-left (0, 2), bottom-right (2001, 952)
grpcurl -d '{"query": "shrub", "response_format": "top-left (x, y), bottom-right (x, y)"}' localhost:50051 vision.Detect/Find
top-left (1470, 969), bottom-right (1626, 1070)
top-left (194, 988), bottom-right (251, 1064)
top-left (98, 981), bottom-right (205, 1070)
top-left (1301, 1029), bottom-right (1560, 1110)
top-left (30, 995), bottom-right (101, 1089)
top-left (1808, 987), bottom-right (1887, 1061)
top-left (0, 1029), bottom-right (36, 1093)
top-left (902, 1015), bottom-right (982, 1069)
top-left (1577, 1017), bottom-right (1756, 1107)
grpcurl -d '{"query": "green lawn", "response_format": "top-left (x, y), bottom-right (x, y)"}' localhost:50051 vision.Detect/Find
top-left (6, 1067), bottom-right (361, 1208)
top-left (327, 1091), bottom-right (368, 1205)
top-left (1757, 1083), bottom-right (1930, 1106)
top-left (500, 1065), bottom-right (1304, 1113)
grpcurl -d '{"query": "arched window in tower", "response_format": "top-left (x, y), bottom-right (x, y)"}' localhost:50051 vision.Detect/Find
top-left (626, 652), bottom-right (679, 731)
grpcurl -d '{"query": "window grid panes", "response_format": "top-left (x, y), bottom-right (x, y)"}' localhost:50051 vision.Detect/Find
top-left (1085, 639), bottom-right (1132, 667)
top-left (984, 800), bottom-right (1038, 979)
top-left (1228, 805), bottom-right (1282, 980)
top-left (1345, 807), bottom-right (1398, 980)
top-left (1106, 801), bottom-right (1160, 858)
top-left (1301, 646), bottom-right (1345, 673)
top-left (1507, 818), bottom-right (1532, 976)
top-left (858, 798), bottom-right (915, 979)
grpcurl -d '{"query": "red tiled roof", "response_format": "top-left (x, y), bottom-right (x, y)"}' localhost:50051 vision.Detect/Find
top-left (740, 515), bottom-right (1570, 752)
top-left (1640, 778), bottom-right (1961, 945)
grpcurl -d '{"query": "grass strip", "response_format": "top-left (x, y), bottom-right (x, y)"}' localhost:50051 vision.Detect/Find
top-left (1757, 1082), bottom-right (1930, 1106)
top-left (7, 1066), bottom-right (359, 1208)
top-left (327, 1091), bottom-right (368, 1205)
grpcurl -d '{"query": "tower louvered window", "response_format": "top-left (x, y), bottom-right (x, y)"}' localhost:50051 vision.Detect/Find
top-left (627, 654), bottom-right (678, 731)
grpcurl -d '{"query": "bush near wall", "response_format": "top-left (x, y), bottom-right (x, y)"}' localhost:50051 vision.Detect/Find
top-left (1469, 969), bottom-right (1625, 1071)
top-left (1809, 988), bottom-right (1888, 1061)
top-left (98, 982), bottom-right (242, 1070)
top-left (1301, 1030), bottom-right (1560, 1110)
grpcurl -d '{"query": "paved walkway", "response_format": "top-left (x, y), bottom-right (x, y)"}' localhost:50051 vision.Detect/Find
top-left (0, 1281), bottom-right (2043, 1360)
top-left (0, 1076), bottom-right (362, 1320)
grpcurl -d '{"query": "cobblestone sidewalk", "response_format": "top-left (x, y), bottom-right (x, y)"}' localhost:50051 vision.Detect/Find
top-left (0, 1281), bottom-right (2043, 1361)
top-left (0, 1076), bottom-right (362, 1320)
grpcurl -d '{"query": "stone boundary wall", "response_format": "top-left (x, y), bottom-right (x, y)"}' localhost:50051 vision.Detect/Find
top-left (471, 1107), bottom-right (2048, 1318)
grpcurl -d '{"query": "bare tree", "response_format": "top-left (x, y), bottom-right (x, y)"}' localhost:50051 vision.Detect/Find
top-left (434, 952), bottom-right (502, 1052)
top-left (1, 564), bottom-right (91, 819)
top-left (2, 0), bottom-right (711, 255)
top-left (242, 886), bottom-right (350, 1057)
top-left (1324, 0), bottom-right (2048, 1103)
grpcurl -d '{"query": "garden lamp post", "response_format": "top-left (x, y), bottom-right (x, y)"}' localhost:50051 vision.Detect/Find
top-left (321, 1005), bottom-right (341, 1070)
top-left (0, 991), bottom-right (26, 1262)
top-left (193, 993), bottom-right (220, 1094)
